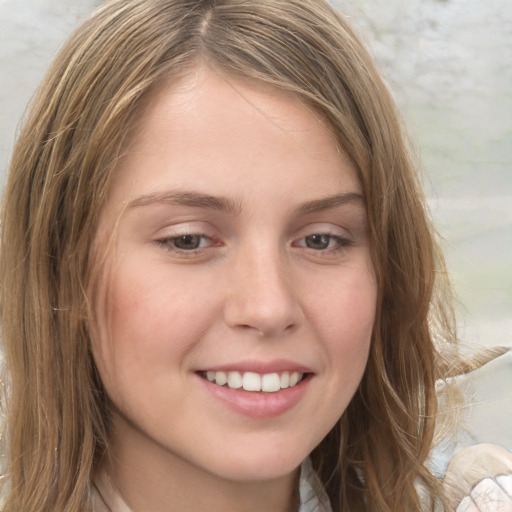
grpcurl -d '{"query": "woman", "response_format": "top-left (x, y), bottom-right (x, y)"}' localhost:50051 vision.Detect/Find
top-left (1, 1), bottom-right (508, 511)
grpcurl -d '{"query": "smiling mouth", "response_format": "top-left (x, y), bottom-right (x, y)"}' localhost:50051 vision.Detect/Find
top-left (198, 370), bottom-right (307, 393)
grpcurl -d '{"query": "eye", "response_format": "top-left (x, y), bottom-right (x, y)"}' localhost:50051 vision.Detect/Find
top-left (156, 233), bottom-right (213, 253)
top-left (296, 233), bottom-right (351, 251)
top-left (304, 234), bottom-right (335, 250)
top-left (171, 234), bottom-right (206, 250)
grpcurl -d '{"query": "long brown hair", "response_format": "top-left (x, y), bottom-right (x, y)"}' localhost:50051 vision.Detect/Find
top-left (0, 1), bottom-right (457, 510)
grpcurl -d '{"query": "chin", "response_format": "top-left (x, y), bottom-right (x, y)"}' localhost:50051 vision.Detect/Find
top-left (201, 446), bottom-right (308, 483)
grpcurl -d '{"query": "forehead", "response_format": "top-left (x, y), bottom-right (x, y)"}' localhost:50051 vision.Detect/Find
top-left (133, 67), bottom-right (339, 147)
top-left (109, 66), bottom-right (360, 208)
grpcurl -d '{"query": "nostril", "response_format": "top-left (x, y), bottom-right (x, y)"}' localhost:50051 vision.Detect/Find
top-left (238, 324), bottom-right (265, 335)
top-left (235, 321), bottom-right (297, 338)
top-left (223, 274), bottom-right (302, 337)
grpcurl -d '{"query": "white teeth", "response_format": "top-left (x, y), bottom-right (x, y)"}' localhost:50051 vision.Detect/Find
top-left (243, 372), bottom-right (261, 391)
top-left (204, 370), bottom-right (304, 392)
top-left (215, 371), bottom-right (227, 386)
top-left (289, 372), bottom-right (300, 387)
top-left (261, 373), bottom-right (280, 392)
top-left (227, 371), bottom-right (242, 389)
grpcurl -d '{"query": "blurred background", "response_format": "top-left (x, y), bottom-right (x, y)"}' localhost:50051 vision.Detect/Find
top-left (0, 0), bottom-right (510, 450)
top-left (341, 0), bottom-right (512, 354)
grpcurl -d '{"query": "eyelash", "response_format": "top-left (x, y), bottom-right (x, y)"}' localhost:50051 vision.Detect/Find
top-left (155, 233), bottom-right (216, 255)
top-left (155, 231), bottom-right (353, 257)
top-left (294, 233), bottom-right (353, 253)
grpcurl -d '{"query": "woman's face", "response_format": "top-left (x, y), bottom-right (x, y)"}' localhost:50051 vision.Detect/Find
top-left (92, 67), bottom-right (376, 485)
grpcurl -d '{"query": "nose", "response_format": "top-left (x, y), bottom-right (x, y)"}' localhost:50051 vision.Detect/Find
top-left (223, 247), bottom-right (302, 338)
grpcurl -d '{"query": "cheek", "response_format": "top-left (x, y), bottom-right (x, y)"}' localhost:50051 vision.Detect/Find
top-left (312, 264), bottom-right (376, 380)
top-left (318, 265), bottom-right (376, 340)
top-left (92, 262), bottom-right (219, 382)
top-left (295, 265), bottom-right (375, 449)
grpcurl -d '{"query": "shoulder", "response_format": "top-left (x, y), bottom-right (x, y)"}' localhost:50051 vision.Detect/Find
top-left (443, 443), bottom-right (512, 511)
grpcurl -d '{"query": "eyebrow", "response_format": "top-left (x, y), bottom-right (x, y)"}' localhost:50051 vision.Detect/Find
top-left (295, 192), bottom-right (365, 215)
top-left (128, 191), bottom-right (242, 215)
top-left (128, 190), bottom-right (365, 216)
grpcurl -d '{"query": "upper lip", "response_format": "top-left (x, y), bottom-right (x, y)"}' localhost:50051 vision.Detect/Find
top-left (198, 359), bottom-right (313, 374)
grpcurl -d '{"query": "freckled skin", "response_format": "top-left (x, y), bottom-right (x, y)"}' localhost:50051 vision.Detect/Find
top-left (92, 67), bottom-right (376, 512)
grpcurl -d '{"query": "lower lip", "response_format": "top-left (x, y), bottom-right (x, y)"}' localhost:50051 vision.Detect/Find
top-left (199, 375), bottom-right (311, 419)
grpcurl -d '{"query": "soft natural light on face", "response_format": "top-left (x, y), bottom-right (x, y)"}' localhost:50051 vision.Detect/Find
top-left (91, 66), bottom-right (376, 508)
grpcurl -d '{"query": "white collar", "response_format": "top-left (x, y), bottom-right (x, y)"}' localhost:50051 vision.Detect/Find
top-left (298, 457), bottom-right (333, 512)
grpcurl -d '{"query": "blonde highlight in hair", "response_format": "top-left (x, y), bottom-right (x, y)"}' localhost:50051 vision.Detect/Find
top-left (1, 1), bottom-right (458, 510)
